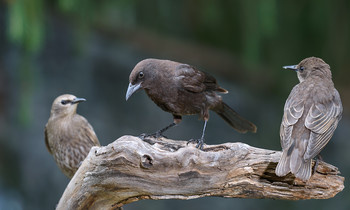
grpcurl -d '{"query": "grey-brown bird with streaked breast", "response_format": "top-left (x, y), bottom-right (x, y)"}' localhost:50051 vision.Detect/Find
top-left (45, 94), bottom-right (100, 178)
top-left (126, 58), bottom-right (257, 149)
top-left (275, 57), bottom-right (342, 181)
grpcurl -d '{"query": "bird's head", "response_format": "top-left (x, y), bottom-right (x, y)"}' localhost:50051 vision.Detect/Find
top-left (126, 58), bottom-right (160, 101)
top-left (50, 94), bottom-right (86, 117)
top-left (283, 57), bottom-right (331, 82)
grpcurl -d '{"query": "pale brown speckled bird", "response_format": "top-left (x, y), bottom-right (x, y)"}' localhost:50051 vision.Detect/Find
top-left (275, 57), bottom-right (342, 181)
top-left (45, 94), bottom-right (100, 178)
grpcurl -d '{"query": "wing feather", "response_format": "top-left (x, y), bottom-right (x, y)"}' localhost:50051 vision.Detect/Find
top-left (44, 125), bottom-right (52, 154)
top-left (175, 64), bottom-right (225, 93)
top-left (304, 90), bottom-right (342, 160)
top-left (280, 87), bottom-right (305, 149)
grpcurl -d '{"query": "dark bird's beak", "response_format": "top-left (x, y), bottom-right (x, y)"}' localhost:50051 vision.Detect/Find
top-left (71, 97), bottom-right (86, 104)
top-left (126, 82), bottom-right (142, 101)
top-left (283, 65), bottom-right (298, 71)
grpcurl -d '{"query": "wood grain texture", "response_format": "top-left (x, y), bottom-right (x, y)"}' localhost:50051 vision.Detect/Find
top-left (56, 135), bottom-right (344, 210)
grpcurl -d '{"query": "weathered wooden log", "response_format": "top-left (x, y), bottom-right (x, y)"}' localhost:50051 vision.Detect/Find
top-left (56, 135), bottom-right (344, 210)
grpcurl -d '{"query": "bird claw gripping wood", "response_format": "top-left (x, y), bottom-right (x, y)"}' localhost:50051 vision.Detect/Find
top-left (187, 138), bottom-right (205, 150)
top-left (138, 122), bottom-right (177, 140)
top-left (139, 131), bottom-right (167, 141)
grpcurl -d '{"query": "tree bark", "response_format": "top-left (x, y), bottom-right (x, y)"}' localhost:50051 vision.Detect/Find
top-left (56, 135), bottom-right (344, 210)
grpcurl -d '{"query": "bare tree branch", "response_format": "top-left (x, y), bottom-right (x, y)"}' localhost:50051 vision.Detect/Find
top-left (56, 135), bottom-right (344, 210)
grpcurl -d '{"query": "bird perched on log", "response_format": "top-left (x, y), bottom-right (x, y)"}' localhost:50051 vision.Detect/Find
top-left (126, 58), bottom-right (257, 149)
top-left (45, 94), bottom-right (100, 178)
top-left (275, 57), bottom-right (342, 181)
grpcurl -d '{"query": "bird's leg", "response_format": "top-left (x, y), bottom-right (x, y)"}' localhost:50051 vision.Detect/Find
top-left (154, 122), bottom-right (177, 137)
top-left (139, 122), bottom-right (177, 139)
top-left (140, 115), bottom-right (181, 139)
top-left (312, 154), bottom-right (323, 174)
top-left (187, 120), bottom-right (207, 150)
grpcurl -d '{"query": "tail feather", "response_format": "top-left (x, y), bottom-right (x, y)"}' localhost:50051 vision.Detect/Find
top-left (295, 159), bottom-right (312, 181)
top-left (276, 149), bottom-right (313, 181)
top-left (290, 148), bottom-right (302, 175)
top-left (275, 151), bottom-right (291, 177)
top-left (215, 102), bottom-right (257, 133)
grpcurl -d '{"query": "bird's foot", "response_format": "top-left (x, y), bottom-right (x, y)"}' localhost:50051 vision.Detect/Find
top-left (312, 154), bottom-right (323, 174)
top-left (187, 138), bottom-right (204, 150)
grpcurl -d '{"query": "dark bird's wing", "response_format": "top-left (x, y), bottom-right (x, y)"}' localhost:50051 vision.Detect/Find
top-left (44, 125), bottom-right (52, 154)
top-left (304, 90), bottom-right (342, 160)
top-left (175, 64), bottom-right (227, 93)
top-left (203, 72), bottom-right (228, 93)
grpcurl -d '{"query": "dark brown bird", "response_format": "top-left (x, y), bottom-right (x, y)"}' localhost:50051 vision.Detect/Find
top-left (45, 94), bottom-right (100, 178)
top-left (275, 57), bottom-right (342, 181)
top-left (126, 58), bottom-right (257, 149)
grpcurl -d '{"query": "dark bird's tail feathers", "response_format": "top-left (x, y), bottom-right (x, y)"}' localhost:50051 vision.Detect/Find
top-left (215, 102), bottom-right (257, 133)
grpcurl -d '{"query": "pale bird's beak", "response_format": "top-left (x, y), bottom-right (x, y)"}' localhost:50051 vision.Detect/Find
top-left (72, 97), bottom-right (86, 104)
top-left (126, 82), bottom-right (142, 101)
top-left (283, 65), bottom-right (298, 71)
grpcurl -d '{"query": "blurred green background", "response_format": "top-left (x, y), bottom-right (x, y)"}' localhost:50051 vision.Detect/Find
top-left (1, 0), bottom-right (349, 209)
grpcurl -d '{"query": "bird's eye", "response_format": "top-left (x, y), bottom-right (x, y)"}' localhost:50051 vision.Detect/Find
top-left (138, 71), bottom-right (144, 78)
top-left (61, 100), bottom-right (68, 105)
top-left (299, 66), bottom-right (305, 71)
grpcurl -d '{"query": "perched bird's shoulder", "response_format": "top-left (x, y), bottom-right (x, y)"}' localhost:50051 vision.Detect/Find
top-left (174, 64), bottom-right (226, 93)
top-left (174, 63), bottom-right (203, 79)
top-left (308, 79), bottom-right (339, 103)
top-left (71, 113), bottom-right (89, 125)
top-left (286, 83), bottom-right (306, 103)
top-left (290, 79), bottom-right (335, 102)
top-left (172, 64), bottom-right (206, 92)
top-left (72, 114), bottom-right (100, 146)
